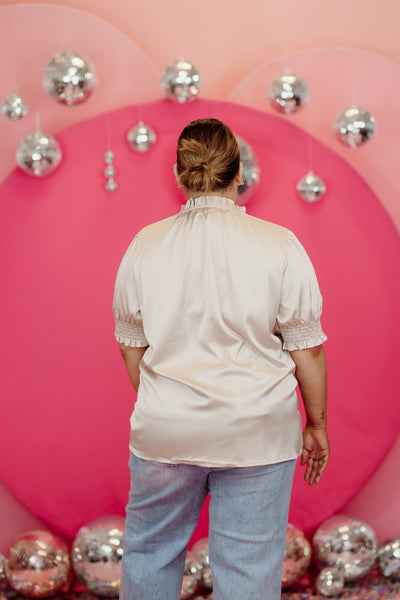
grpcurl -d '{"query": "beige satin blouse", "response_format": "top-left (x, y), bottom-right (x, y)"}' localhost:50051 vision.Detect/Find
top-left (113, 195), bottom-right (327, 467)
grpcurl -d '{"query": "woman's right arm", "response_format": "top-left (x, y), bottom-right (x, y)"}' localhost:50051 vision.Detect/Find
top-left (290, 344), bottom-right (329, 486)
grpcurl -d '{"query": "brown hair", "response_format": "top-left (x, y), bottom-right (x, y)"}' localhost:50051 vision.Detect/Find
top-left (176, 118), bottom-right (240, 193)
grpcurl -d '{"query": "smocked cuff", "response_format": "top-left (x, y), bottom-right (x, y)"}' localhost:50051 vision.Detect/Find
top-left (281, 319), bottom-right (327, 351)
top-left (114, 319), bottom-right (148, 347)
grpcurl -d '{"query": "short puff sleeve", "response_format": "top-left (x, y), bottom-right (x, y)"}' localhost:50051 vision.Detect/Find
top-left (113, 235), bottom-right (149, 347)
top-left (276, 232), bottom-right (327, 351)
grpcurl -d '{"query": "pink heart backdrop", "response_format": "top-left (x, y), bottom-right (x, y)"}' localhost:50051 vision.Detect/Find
top-left (1, 98), bottom-right (399, 544)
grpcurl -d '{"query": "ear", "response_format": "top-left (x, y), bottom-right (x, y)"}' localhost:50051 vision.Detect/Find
top-left (173, 163), bottom-right (182, 188)
top-left (235, 162), bottom-right (244, 186)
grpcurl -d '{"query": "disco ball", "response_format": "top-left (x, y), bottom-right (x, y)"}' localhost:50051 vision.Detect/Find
top-left (181, 551), bottom-right (202, 599)
top-left (313, 515), bottom-right (377, 582)
top-left (1, 93), bottom-right (28, 121)
top-left (127, 121), bottom-right (157, 152)
top-left (235, 135), bottom-right (260, 206)
top-left (333, 104), bottom-right (376, 148)
top-left (281, 524), bottom-right (312, 589)
top-left (296, 171), bottom-right (326, 202)
top-left (267, 70), bottom-right (309, 115)
top-left (16, 131), bottom-right (62, 177)
top-left (315, 567), bottom-right (345, 597)
top-left (4, 530), bottom-right (71, 598)
top-left (161, 58), bottom-right (202, 103)
top-left (377, 537), bottom-right (400, 579)
top-left (71, 515), bottom-right (125, 597)
top-left (43, 50), bottom-right (97, 106)
top-left (191, 538), bottom-right (213, 591)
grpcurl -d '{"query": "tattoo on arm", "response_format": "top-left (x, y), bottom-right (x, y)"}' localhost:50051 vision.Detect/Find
top-left (321, 410), bottom-right (325, 421)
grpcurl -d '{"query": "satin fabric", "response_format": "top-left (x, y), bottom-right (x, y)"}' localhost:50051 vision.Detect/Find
top-left (113, 195), bottom-right (327, 467)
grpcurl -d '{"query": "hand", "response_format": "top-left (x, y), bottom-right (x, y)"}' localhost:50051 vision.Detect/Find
top-left (301, 425), bottom-right (330, 486)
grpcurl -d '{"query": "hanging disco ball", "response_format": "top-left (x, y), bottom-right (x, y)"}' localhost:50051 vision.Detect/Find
top-left (127, 121), bottom-right (157, 152)
top-left (16, 131), bottom-right (62, 177)
top-left (281, 524), bottom-right (312, 589)
top-left (333, 104), bottom-right (376, 148)
top-left (315, 567), bottom-right (345, 597)
top-left (235, 135), bottom-right (260, 206)
top-left (161, 58), bottom-right (202, 103)
top-left (377, 537), bottom-right (400, 579)
top-left (71, 515), bottom-right (125, 597)
top-left (4, 530), bottom-right (71, 598)
top-left (1, 93), bottom-right (28, 121)
top-left (43, 50), bottom-right (97, 106)
top-left (181, 552), bottom-right (202, 599)
top-left (191, 538), bottom-right (213, 591)
top-left (296, 171), bottom-right (326, 202)
top-left (313, 515), bottom-right (377, 582)
top-left (267, 70), bottom-right (309, 115)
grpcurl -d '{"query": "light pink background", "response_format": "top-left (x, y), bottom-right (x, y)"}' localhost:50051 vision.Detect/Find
top-left (1, 1), bottom-right (400, 553)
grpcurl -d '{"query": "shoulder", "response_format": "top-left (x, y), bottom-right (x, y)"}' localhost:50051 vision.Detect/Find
top-left (242, 212), bottom-right (290, 246)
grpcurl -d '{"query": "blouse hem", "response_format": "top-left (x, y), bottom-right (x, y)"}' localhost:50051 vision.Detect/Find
top-left (129, 445), bottom-right (301, 468)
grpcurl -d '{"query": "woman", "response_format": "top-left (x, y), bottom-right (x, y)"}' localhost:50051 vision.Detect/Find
top-left (113, 118), bottom-right (329, 600)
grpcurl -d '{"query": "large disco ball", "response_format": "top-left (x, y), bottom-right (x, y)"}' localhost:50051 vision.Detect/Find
top-left (4, 530), bottom-right (71, 598)
top-left (1, 93), bottom-right (28, 121)
top-left (16, 131), bottom-right (62, 177)
top-left (296, 171), bottom-right (326, 202)
top-left (333, 104), bottom-right (376, 148)
top-left (71, 515), bottom-right (125, 597)
top-left (315, 567), bottom-right (345, 597)
top-left (191, 538), bottom-right (213, 591)
top-left (161, 58), bottom-right (202, 103)
top-left (127, 121), bottom-right (157, 152)
top-left (267, 70), bottom-right (309, 115)
top-left (313, 515), bottom-right (377, 582)
top-left (235, 135), bottom-right (260, 206)
top-left (181, 552), bottom-right (202, 599)
top-left (377, 537), bottom-right (400, 579)
top-left (43, 50), bottom-right (97, 106)
top-left (281, 524), bottom-right (312, 589)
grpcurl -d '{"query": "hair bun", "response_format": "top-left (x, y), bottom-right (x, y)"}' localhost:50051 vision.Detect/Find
top-left (176, 118), bottom-right (240, 194)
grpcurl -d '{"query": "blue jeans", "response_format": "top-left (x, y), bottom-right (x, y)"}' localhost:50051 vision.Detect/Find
top-left (120, 451), bottom-right (296, 600)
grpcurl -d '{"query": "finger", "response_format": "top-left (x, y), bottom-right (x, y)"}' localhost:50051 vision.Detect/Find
top-left (304, 458), bottom-right (314, 482)
top-left (308, 459), bottom-right (320, 485)
top-left (315, 456), bottom-right (329, 484)
top-left (301, 448), bottom-right (310, 466)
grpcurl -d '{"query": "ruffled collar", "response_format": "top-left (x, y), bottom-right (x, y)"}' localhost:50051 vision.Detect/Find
top-left (180, 195), bottom-right (246, 214)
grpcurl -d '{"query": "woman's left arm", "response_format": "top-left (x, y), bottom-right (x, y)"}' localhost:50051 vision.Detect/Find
top-left (119, 344), bottom-right (148, 392)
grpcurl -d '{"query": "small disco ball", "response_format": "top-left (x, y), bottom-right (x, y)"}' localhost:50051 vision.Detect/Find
top-left (127, 121), bottom-right (157, 152)
top-left (1, 93), bottom-right (28, 121)
top-left (191, 538), bottom-right (213, 591)
top-left (377, 537), bottom-right (400, 579)
top-left (16, 131), bottom-right (62, 177)
top-left (181, 551), bottom-right (202, 599)
top-left (235, 135), bottom-right (260, 206)
top-left (71, 515), bottom-right (125, 597)
top-left (313, 515), bottom-right (377, 582)
top-left (161, 57), bottom-right (202, 103)
top-left (4, 530), bottom-right (71, 598)
top-left (315, 567), bottom-right (345, 597)
top-left (281, 523), bottom-right (312, 589)
top-left (296, 171), bottom-right (326, 202)
top-left (333, 104), bottom-right (376, 148)
top-left (0, 554), bottom-right (8, 590)
top-left (267, 70), bottom-right (309, 115)
top-left (43, 50), bottom-right (97, 106)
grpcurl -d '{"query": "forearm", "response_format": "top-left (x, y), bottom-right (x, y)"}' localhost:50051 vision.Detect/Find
top-left (119, 343), bottom-right (148, 392)
top-left (290, 345), bottom-right (327, 428)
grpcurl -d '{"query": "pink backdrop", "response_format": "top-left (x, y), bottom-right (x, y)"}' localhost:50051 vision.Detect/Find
top-left (1, 1), bottom-right (400, 553)
top-left (1, 98), bottom-right (399, 548)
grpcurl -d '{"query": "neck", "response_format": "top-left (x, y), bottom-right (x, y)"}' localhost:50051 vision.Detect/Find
top-left (185, 183), bottom-right (238, 203)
